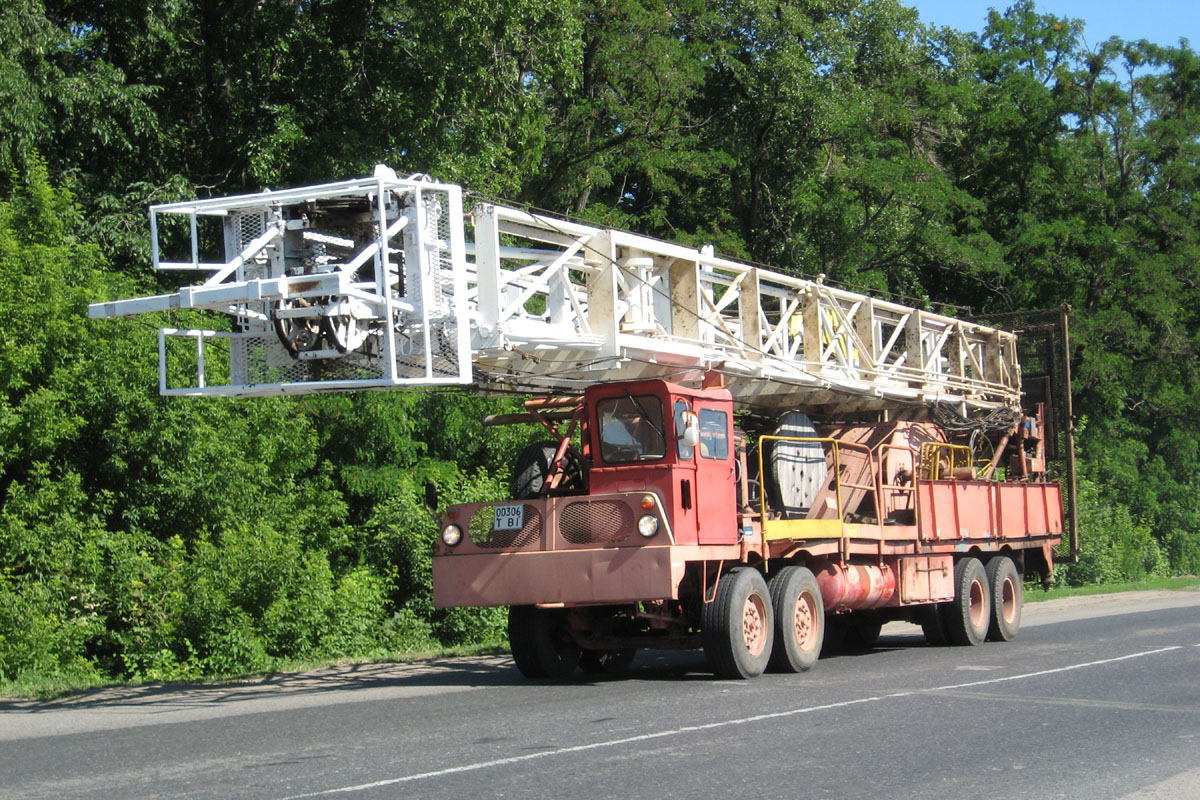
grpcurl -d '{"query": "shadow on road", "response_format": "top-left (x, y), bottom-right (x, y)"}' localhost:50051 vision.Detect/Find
top-left (1, 628), bottom-right (938, 715)
top-left (0, 655), bottom-right (524, 714)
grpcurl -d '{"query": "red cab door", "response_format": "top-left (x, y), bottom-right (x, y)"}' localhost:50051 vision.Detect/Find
top-left (693, 400), bottom-right (737, 545)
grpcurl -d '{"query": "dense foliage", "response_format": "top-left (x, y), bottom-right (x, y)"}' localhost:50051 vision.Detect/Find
top-left (1, 0), bottom-right (1197, 688)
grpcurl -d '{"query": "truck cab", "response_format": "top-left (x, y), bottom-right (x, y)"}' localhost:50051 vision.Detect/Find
top-left (431, 378), bottom-right (748, 611)
top-left (585, 380), bottom-right (737, 547)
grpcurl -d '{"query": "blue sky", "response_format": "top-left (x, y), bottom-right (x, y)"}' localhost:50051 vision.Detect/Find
top-left (903, 1), bottom-right (1196, 49)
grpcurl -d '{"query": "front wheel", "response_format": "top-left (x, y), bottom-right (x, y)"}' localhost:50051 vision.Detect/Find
top-left (702, 568), bottom-right (774, 679)
top-left (767, 566), bottom-right (823, 673)
top-left (508, 606), bottom-right (580, 679)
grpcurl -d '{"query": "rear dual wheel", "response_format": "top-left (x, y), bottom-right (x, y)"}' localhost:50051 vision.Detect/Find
top-left (922, 555), bottom-right (1022, 646)
top-left (944, 557), bottom-right (991, 646)
top-left (919, 604), bottom-right (950, 646)
top-left (822, 613), bottom-right (881, 656)
top-left (985, 556), bottom-right (1023, 641)
top-left (767, 567), bottom-right (823, 672)
top-left (579, 648), bottom-right (637, 674)
top-left (844, 617), bottom-right (883, 651)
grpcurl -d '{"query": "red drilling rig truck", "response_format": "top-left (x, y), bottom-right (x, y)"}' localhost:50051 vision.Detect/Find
top-left (433, 366), bottom-right (1072, 679)
top-left (90, 168), bottom-right (1077, 679)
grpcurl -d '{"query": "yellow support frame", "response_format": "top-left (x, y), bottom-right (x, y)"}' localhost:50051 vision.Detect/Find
top-left (757, 435), bottom-right (880, 560)
top-left (918, 442), bottom-right (972, 480)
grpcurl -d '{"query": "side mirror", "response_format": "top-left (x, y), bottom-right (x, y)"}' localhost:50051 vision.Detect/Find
top-left (680, 412), bottom-right (700, 447)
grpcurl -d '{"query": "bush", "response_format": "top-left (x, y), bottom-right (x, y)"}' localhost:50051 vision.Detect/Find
top-left (0, 576), bottom-right (102, 685)
top-left (1057, 477), bottom-right (1169, 587)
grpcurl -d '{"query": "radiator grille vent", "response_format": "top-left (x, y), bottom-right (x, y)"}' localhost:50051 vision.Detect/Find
top-left (560, 501), bottom-right (633, 545)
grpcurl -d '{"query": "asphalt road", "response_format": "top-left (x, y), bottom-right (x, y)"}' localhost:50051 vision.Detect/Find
top-left (3, 590), bottom-right (1199, 800)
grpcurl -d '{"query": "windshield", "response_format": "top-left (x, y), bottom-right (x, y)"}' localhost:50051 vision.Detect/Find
top-left (597, 395), bottom-right (666, 463)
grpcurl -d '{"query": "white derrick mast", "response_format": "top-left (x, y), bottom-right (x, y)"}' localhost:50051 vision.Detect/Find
top-left (88, 166), bottom-right (1021, 416)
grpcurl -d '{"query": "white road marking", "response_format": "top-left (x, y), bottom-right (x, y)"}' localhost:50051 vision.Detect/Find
top-left (280, 646), bottom-right (1182, 799)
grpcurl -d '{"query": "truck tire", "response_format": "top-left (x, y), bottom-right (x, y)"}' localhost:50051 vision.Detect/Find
top-left (943, 557), bottom-right (990, 646)
top-left (766, 566), bottom-right (823, 673)
top-left (844, 615), bottom-right (883, 650)
top-left (702, 567), bottom-right (774, 679)
top-left (918, 605), bottom-right (950, 646)
top-left (821, 616), bottom-right (847, 656)
top-left (985, 556), bottom-right (1023, 641)
top-left (507, 606), bottom-right (580, 679)
top-left (579, 648), bottom-right (637, 674)
top-left (511, 441), bottom-right (581, 499)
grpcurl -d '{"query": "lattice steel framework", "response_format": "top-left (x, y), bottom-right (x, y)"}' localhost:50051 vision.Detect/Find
top-left (90, 166), bottom-right (1023, 417)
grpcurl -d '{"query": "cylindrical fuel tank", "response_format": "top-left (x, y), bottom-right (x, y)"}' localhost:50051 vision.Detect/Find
top-left (808, 558), bottom-right (896, 611)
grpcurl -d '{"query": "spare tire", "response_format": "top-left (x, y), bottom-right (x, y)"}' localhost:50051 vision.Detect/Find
top-left (768, 410), bottom-right (827, 517)
top-left (511, 440), bottom-right (582, 499)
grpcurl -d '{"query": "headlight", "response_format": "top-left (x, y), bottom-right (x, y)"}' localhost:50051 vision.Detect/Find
top-left (637, 514), bottom-right (659, 538)
top-left (441, 524), bottom-right (463, 546)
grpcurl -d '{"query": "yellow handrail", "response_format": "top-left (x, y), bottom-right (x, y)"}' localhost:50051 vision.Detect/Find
top-left (757, 435), bottom-right (880, 557)
top-left (918, 442), bottom-right (972, 480)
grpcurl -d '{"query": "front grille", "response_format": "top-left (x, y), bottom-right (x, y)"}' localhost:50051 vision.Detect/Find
top-left (560, 500), bottom-right (633, 545)
top-left (469, 505), bottom-right (542, 549)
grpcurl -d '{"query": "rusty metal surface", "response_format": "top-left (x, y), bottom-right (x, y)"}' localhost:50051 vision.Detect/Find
top-left (916, 480), bottom-right (1063, 542)
top-left (808, 558), bottom-right (897, 611)
top-left (899, 555), bottom-right (955, 604)
top-left (440, 491), bottom-right (674, 556)
top-left (432, 547), bottom-right (683, 607)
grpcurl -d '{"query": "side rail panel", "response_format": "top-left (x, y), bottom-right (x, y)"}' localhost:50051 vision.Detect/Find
top-left (917, 480), bottom-right (1064, 542)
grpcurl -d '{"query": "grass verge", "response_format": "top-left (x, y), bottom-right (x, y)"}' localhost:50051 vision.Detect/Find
top-left (1027, 575), bottom-right (1200, 602)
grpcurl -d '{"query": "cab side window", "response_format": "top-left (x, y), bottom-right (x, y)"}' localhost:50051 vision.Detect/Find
top-left (674, 400), bottom-right (694, 461)
top-left (698, 409), bottom-right (729, 459)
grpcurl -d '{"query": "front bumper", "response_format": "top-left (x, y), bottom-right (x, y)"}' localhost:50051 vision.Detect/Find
top-left (433, 545), bottom-right (684, 607)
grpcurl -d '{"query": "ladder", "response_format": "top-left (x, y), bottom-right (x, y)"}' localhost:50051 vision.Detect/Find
top-left (88, 166), bottom-right (1022, 415)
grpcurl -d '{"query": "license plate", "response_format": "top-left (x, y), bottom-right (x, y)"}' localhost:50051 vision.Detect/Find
top-left (493, 504), bottom-right (524, 531)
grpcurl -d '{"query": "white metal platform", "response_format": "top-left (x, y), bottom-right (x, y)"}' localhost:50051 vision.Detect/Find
top-left (88, 166), bottom-right (1021, 415)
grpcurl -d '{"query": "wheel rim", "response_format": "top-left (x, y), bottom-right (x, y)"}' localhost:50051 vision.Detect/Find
top-left (969, 577), bottom-right (987, 629)
top-left (1001, 575), bottom-right (1017, 624)
top-left (794, 591), bottom-right (819, 651)
top-left (743, 593), bottom-right (768, 657)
